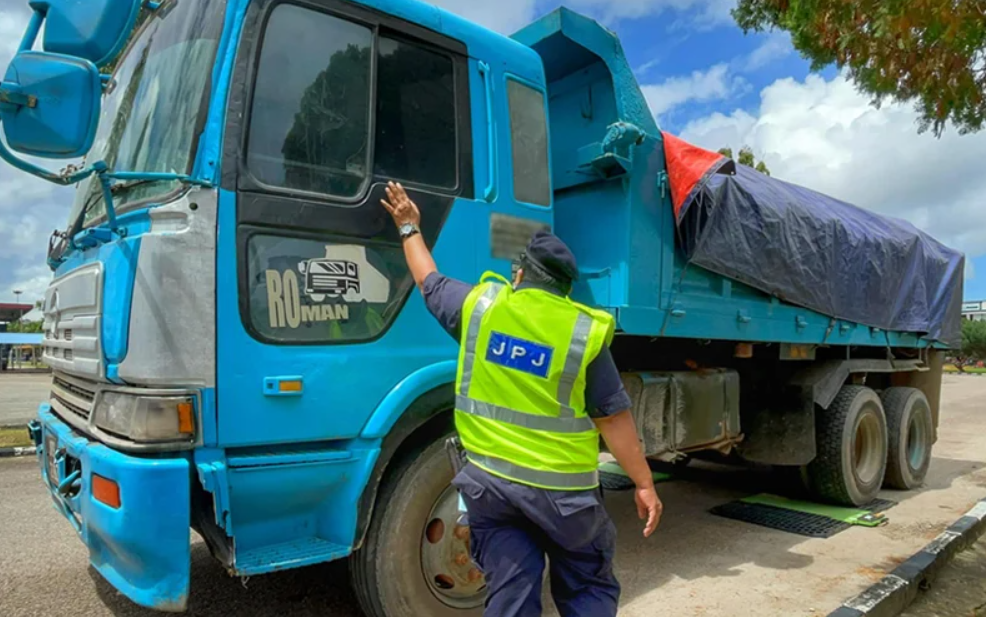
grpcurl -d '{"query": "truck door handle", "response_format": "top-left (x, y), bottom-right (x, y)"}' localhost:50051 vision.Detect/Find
top-left (478, 61), bottom-right (497, 203)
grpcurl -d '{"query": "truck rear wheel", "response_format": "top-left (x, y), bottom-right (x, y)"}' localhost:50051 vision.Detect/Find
top-left (880, 387), bottom-right (933, 490)
top-left (807, 385), bottom-right (888, 506)
top-left (351, 434), bottom-right (485, 617)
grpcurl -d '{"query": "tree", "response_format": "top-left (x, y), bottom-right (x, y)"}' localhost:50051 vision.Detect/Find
top-left (732, 0), bottom-right (986, 137)
top-left (955, 319), bottom-right (986, 371)
top-left (7, 320), bottom-right (43, 334)
top-left (718, 146), bottom-right (771, 176)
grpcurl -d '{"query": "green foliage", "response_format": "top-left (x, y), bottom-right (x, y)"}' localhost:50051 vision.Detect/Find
top-left (718, 146), bottom-right (771, 176)
top-left (958, 319), bottom-right (986, 364)
top-left (7, 320), bottom-right (43, 333)
top-left (732, 0), bottom-right (986, 137)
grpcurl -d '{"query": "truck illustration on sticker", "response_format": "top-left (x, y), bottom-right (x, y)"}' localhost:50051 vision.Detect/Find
top-left (295, 245), bottom-right (391, 304)
top-left (303, 259), bottom-right (361, 297)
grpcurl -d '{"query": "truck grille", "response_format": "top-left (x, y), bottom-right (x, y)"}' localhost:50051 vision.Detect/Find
top-left (42, 262), bottom-right (104, 379)
top-left (50, 374), bottom-right (97, 422)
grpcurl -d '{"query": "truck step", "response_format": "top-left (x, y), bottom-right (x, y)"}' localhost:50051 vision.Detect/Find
top-left (234, 537), bottom-right (351, 576)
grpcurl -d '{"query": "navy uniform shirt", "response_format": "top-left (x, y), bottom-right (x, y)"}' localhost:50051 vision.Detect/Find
top-left (422, 272), bottom-right (632, 418)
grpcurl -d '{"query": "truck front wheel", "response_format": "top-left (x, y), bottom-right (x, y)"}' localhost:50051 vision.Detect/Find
top-left (807, 385), bottom-right (888, 506)
top-left (351, 434), bottom-right (485, 617)
top-left (880, 387), bottom-right (933, 490)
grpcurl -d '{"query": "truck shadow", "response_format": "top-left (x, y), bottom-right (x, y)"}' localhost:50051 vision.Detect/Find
top-left (91, 547), bottom-right (365, 616)
top-left (89, 456), bottom-right (985, 616)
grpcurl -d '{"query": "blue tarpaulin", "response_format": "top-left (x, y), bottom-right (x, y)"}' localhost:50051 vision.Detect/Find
top-left (664, 133), bottom-right (965, 347)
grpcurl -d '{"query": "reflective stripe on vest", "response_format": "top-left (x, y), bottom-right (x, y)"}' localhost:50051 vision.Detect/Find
top-left (556, 313), bottom-right (592, 418)
top-left (459, 283), bottom-right (503, 397)
top-left (468, 452), bottom-right (600, 490)
top-left (455, 395), bottom-right (595, 433)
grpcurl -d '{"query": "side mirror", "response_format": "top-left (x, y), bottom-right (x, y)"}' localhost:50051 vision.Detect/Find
top-left (31, 0), bottom-right (144, 68)
top-left (0, 51), bottom-right (101, 158)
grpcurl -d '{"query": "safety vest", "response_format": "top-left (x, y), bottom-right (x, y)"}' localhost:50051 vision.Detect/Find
top-left (454, 273), bottom-right (616, 490)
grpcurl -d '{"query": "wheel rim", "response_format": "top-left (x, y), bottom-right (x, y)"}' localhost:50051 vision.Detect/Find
top-left (853, 411), bottom-right (883, 486)
top-left (420, 485), bottom-right (486, 609)
top-left (906, 409), bottom-right (929, 472)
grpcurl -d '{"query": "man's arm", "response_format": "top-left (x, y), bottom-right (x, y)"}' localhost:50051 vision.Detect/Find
top-left (594, 411), bottom-right (662, 537)
top-left (381, 181), bottom-right (436, 290)
top-left (586, 349), bottom-right (663, 537)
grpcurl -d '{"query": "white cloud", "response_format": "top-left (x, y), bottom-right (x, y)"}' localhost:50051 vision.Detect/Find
top-left (743, 31), bottom-right (792, 71)
top-left (967, 260), bottom-right (976, 281)
top-left (641, 63), bottom-right (747, 117)
top-left (0, 12), bottom-right (21, 65)
top-left (427, 0), bottom-right (539, 33)
top-left (680, 74), bottom-right (986, 260)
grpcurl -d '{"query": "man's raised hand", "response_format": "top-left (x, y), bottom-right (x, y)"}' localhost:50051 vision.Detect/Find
top-left (381, 181), bottom-right (421, 228)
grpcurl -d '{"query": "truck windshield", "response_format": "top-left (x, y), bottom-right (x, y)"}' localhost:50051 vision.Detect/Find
top-left (65, 0), bottom-right (227, 230)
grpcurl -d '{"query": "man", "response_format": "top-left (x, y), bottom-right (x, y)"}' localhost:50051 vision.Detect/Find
top-left (381, 182), bottom-right (662, 617)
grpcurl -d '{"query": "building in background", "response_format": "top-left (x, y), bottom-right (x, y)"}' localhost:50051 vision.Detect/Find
top-left (962, 300), bottom-right (986, 321)
top-left (0, 303), bottom-right (43, 371)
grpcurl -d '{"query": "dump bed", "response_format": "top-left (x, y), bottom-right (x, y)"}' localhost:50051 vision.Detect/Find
top-left (514, 9), bottom-right (963, 348)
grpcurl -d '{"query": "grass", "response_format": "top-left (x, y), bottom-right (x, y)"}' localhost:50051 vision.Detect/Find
top-left (0, 427), bottom-right (33, 449)
top-left (944, 364), bottom-right (986, 374)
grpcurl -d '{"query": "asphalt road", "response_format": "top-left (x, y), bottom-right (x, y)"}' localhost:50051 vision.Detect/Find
top-left (0, 372), bottom-right (50, 426)
top-left (1, 375), bottom-right (985, 617)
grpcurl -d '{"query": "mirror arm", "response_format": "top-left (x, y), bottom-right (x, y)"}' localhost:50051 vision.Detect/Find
top-left (91, 161), bottom-right (121, 233)
top-left (0, 131), bottom-right (95, 185)
top-left (0, 85), bottom-right (37, 109)
top-left (18, 10), bottom-right (43, 54)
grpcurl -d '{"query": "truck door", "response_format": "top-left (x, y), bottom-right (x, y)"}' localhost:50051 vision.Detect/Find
top-left (215, 0), bottom-right (484, 447)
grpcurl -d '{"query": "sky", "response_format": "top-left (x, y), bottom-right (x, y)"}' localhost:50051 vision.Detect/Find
top-left (1, 0), bottom-right (984, 315)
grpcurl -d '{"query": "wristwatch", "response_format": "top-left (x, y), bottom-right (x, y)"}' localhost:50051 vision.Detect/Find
top-left (399, 223), bottom-right (421, 240)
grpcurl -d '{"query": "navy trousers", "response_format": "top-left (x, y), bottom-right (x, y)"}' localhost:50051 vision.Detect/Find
top-left (453, 463), bottom-right (621, 617)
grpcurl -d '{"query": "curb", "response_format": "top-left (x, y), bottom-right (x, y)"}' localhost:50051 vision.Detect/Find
top-left (0, 446), bottom-right (37, 458)
top-left (828, 497), bottom-right (986, 617)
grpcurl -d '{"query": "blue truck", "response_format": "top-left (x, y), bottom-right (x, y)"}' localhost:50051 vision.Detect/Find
top-left (0, 0), bottom-right (964, 614)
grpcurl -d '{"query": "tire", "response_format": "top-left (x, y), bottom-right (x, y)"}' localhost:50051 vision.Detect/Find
top-left (807, 385), bottom-right (888, 506)
top-left (351, 434), bottom-right (485, 617)
top-left (880, 387), bottom-right (933, 490)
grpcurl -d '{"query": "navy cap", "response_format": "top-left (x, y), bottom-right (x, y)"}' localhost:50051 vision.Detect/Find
top-left (524, 231), bottom-right (579, 283)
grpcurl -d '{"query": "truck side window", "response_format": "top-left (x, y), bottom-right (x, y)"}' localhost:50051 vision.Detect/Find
top-left (507, 80), bottom-right (551, 206)
top-left (248, 5), bottom-right (373, 198)
top-left (247, 5), bottom-right (458, 198)
top-left (375, 36), bottom-right (457, 188)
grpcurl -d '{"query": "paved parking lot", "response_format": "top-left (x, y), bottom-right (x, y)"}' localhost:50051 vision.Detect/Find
top-left (0, 372), bottom-right (50, 426)
top-left (1, 375), bottom-right (984, 616)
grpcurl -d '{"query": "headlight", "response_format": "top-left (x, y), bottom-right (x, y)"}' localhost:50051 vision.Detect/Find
top-left (92, 392), bottom-right (196, 443)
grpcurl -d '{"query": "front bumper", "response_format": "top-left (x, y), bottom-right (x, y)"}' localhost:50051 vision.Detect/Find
top-left (31, 404), bottom-right (191, 612)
